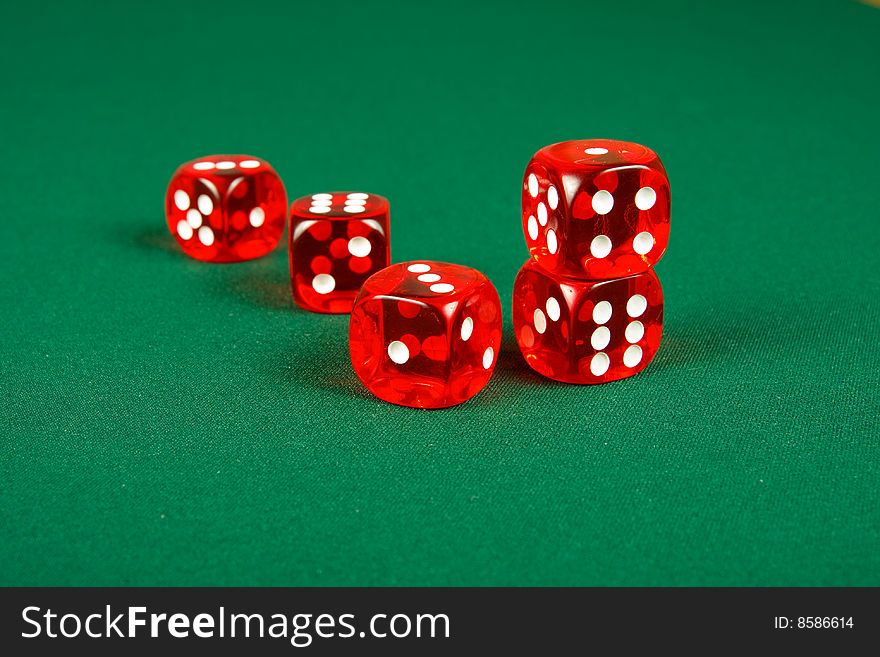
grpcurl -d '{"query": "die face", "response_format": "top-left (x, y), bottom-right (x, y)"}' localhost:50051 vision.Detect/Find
top-left (513, 259), bottom-right (663, 383)
top-left (349, 262), bottom-right (502, 408)
top-left (570, 268), bottom-right (663, 382)
top-left (165, 155), bottom-right (287, 262)
top-left (289, 192), bottom-right (390, 314)
top-left (358, 260), bottom-right (484, 301)
top-left (291, 191), bottom-right (388, 219)
top-left (522, 139), bottom-right (670, 279)
top-left (511, 263), bottom-right (576, 381)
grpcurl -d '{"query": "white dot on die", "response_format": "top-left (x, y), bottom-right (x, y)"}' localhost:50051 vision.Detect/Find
top-left (461, 317), bottom-right (474, 342)
top-left (533, 309), bottom-right (547, 334)
top-left (176, 220), bottom-right (193, 240)
top-left (623, 345), bottom-right (643, 368)
top-left (186, 209), bottom-right (202, 229)
top-left (192, 161), bottom-right (215, 171)
top-left (585, 147), bottom-right (609, 155)
top-left (344, 206), bottom-right (365, 213)
top-left (593, 300), bottom-right (612, 325)
top-left (546, 297), bottom-right (560, 322)
top-left (249, 207), bottom-right (265, 227)
top-left (312, 273), bottom-right (336, 295)
top-left (430, 283), bottom-right (455, 294)
top-left (590, 352), bottom-right (610, 376)
top-left (546, 229), bottom-right (558, 255)
top-left (635, 186), bottom-right (657, 211)
top-left (173, 190), bottom-right (190, 211)
top-left (627, 294), bottom-right (648, 318)
top-left (311, 199), bottom-right (333, 207)
top-left (418, 273), bottom-right (441, 283)
top-left (388, 340), bottom-right (410, 365)
top-left (547, 185), bottom-right (559, 210)
top-left (527, 215), bottom-right (538, 240)
top-left (197, 194), bottom-right (213, 216)
top-left (408, 263), bottom-right (431, 273)
top-left (633, 231), bottom-right (654, 255)
top-left (482, 347), bottom-right (494, 370)
top-left (527, 173), bottom-right (538, 198)
top-left (216, 161), bottom-right (235, 170)
top-left (239, 160), bottom-right (260, 169)
top-left (312, 193), bottom-right (333, 201)
top-left (348, 236), bottom-right (371, 257)
top-left (591, 326), bottom-right (611, 351)
top-left (347, 192), bottom-right (369, 200)
top-left (309, 206), bottom-right (331, 214)
top-left (625, 321), bottom-right (645, 343)
top-left (197, 226), bottom-right (215, 246)
top-left (590, 235), bottom-right (612, 259)
top-left (592, 190), bottom-right (614, 215)
top-left (537, 202), bottom-right (548, 226)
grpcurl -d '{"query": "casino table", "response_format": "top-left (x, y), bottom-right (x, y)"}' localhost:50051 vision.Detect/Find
top-left (1, 0), bottom-right (878, 587)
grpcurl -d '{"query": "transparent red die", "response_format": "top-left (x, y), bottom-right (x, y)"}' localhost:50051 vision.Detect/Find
top-left (165, 155), bottom-right (287, 262)
top-left (349, 262), bottom-right (502, 408)
top-left (289, 192), bottom-right (390, 314)
top-left (513, 259), bottom-right (663, 384)
top-left (522, 139), bottom-right (670, 280)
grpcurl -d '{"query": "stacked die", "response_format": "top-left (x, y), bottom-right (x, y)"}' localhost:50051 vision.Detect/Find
top-left (513, 140), bottom-right (670, 383)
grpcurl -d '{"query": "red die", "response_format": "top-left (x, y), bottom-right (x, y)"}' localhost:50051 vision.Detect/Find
top-left (522, 139), bottom-right (670, 279)
top-left (165, 155), bottom-right (287, 262)
top-left (513, 259), bottom-right (663, 384)
top-left (289, 192), bottom-right (390, 314)
top-left (349, 262), bottom-right (502, 408)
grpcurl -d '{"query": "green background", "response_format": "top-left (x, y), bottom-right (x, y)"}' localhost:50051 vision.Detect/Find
top-left (2, 0), bottom-right (878, 586)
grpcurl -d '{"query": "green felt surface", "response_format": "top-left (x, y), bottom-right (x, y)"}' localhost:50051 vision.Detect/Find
top-left (1, 0), bottom-right (879, 586)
